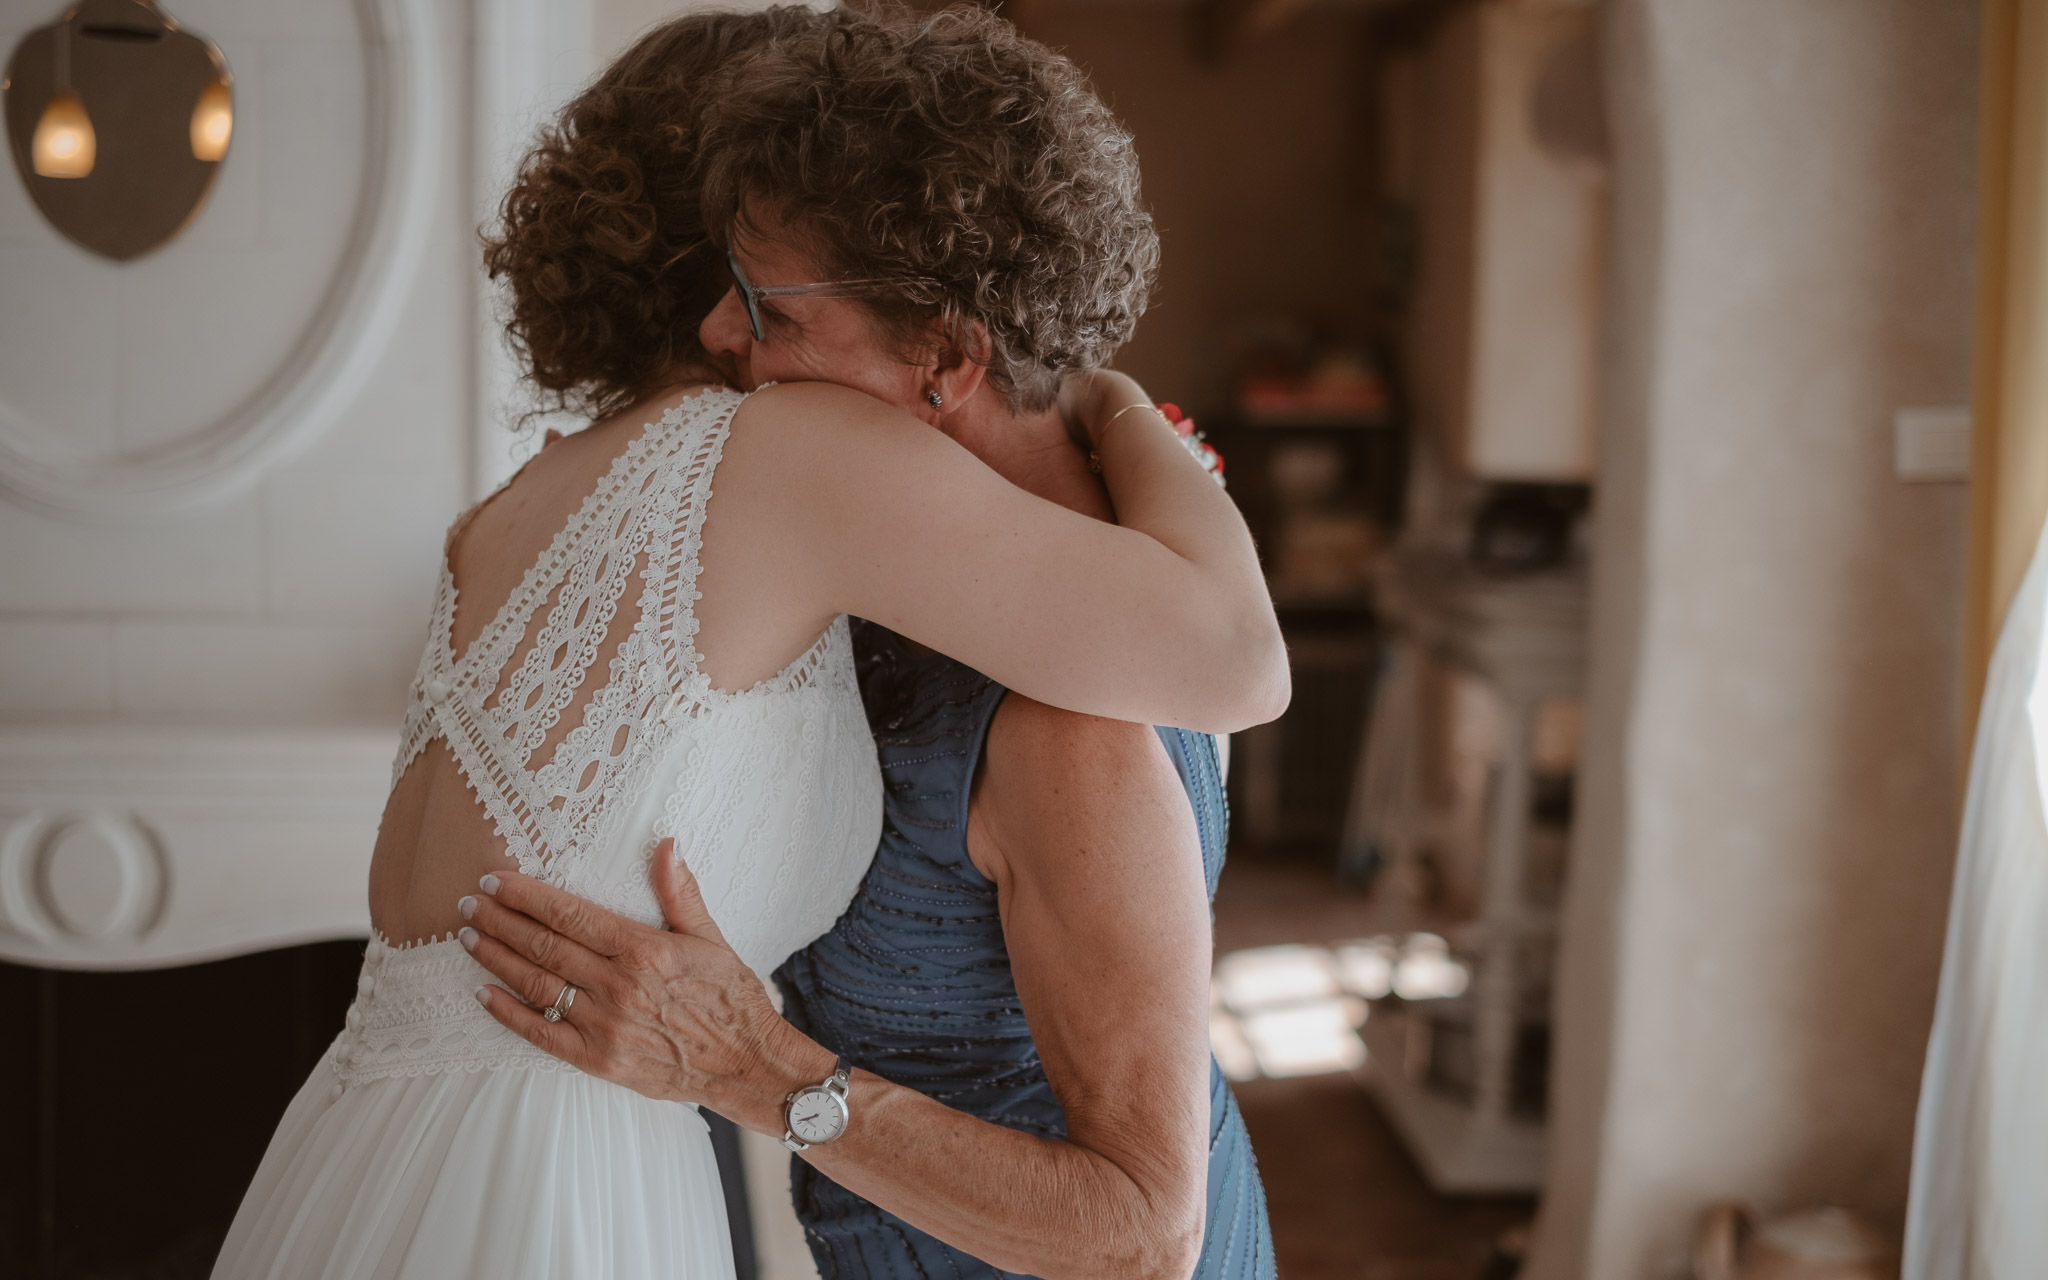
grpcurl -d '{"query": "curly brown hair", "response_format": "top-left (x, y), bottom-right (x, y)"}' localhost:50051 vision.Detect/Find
top-left (481, 6), bottom-right (829, 423)
top-left (700, 5), bottom-right (1159, 413)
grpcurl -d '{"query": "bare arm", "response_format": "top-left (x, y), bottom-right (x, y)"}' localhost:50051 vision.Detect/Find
top-left (719, 381), bottom-right (1287, 734)
top-left (460, 702), bottom-right (1215, 1280)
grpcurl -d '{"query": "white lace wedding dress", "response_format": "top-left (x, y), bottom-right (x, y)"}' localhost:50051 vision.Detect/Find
top-left (213, 386), bottom-right (883, 1279)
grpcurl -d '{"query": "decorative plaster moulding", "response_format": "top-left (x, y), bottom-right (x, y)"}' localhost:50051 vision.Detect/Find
top-left (0, 722), bottom-right (388, 969)
top-left (0, 0), bottom-right (441, 518)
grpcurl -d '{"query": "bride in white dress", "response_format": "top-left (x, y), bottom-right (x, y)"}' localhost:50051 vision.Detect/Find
top-left (211, 8), bottom-right (1285, 1279)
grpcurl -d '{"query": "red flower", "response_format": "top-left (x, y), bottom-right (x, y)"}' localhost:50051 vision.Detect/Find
top-left (1151, 400), bottom-right (1223, 482)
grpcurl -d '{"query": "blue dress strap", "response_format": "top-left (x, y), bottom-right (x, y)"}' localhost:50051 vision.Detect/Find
top-left (1155, 725), bottom-right (1229, 898)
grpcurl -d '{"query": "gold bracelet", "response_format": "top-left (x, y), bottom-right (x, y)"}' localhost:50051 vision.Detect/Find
top-left (1102, 401), bottom-right (1168, 433)
top-left (1087, 402), bottom-right (1169, 474)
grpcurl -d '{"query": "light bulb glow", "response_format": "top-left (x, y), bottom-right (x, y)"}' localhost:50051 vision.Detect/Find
top-left (189, 77), bottom-right (232, 161)
top-left (31, 89), bottom-right (96, 178)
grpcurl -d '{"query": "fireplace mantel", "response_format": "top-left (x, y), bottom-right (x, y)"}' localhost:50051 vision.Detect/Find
top-left (0, 722), bottom-right (388, 970)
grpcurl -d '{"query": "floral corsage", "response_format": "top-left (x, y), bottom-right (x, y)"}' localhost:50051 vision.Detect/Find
top-left (1156, 402), bottom-right (1226, 487)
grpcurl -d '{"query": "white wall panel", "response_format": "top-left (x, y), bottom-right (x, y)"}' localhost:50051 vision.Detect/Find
top-left (0, 495), bottom-right (266, 612)
top-left (111, 619), bottom-right (422, 719)
top-left (0, 621), bottom-right (116, 714)
top-left (0, 0), bottom-right (597, 967)
top-left (0, 249), bottom-right (120, 453)
top-left (261, 465), bottom-right (450, 617)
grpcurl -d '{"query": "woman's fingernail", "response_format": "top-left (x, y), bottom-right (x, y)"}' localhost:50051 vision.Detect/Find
top-left (458, 927), bottom-right (478, 951)
top-left (474, 985), bottom-right (492, 1007)
top-left (479, 874), bottom-right (501, 895)
top-left (457, 895), bottom-right (477, 920)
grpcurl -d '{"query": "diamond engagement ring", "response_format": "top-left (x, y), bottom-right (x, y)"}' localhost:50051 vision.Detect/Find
top-left (543, 982), bottom-right (577, 1022)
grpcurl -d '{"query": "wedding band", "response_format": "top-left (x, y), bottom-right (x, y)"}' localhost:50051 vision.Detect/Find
top-left (543, 982), bottom-right (577, 1022)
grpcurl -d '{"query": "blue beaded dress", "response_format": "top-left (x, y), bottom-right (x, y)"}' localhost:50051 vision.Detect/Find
top-left (772, 620), bottom-right (1276, 1279)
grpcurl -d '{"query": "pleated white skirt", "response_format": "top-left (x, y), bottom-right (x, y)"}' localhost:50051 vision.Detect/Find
top-left (212, 936), bottom-right (734, 1279)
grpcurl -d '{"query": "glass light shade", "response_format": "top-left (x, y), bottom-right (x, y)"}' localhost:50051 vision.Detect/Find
top-left (31, 88), bottom-right (95, 178)
top-left (189, 76), bottom-right (231, 161)
top-left (5, 6), bottom-right (234, 258)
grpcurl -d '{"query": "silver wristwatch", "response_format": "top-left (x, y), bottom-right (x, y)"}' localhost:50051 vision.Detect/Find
top-left (782, 1055), bottom-right (853, 1152)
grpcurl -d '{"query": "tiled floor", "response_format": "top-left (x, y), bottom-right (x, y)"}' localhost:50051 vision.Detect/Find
top-left (1213, 853), bottom-right (1535, 1280)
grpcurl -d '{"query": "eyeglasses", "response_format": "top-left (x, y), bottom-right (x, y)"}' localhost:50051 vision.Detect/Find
top-left (725, 245), bottom-right (934, 342)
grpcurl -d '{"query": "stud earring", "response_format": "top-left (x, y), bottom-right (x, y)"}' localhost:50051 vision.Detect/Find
top-left (926, 390), bottom-right (943, 409)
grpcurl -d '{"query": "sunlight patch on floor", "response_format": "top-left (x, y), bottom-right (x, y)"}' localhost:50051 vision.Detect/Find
top-left (1209, 935), bottom-right (1470, 1081)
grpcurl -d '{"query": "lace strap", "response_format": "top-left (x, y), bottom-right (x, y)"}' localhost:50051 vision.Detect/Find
top-left (457, 420), bottom-right (671, 689)
top-left (644, 387), bottom-right (747, 700)
top-left (501, 387), bottom-right (744, 885)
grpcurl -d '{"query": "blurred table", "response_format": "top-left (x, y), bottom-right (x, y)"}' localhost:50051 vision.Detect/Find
top-left (1342, 548), bottom-right (1587, 1194)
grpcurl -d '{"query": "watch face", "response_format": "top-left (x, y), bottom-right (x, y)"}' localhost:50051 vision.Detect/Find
top-left (788, 1085), bottom-right (849, 1145)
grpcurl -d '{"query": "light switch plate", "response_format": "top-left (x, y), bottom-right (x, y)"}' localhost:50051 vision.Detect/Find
top-left (1894, 406), bottom-right (1972, 482)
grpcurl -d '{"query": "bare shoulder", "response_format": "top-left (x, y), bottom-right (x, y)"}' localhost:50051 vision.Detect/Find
top-left (981, 696), bottom-right (1179, 820)
top-left (970, 694), bottom-right (1196, 891)
top-left (730, 380), bottom-right (932, 451)
top-left (989, 696), bottom-right (1162, 766)
top-left (719, 382), bottom-right (1005, 552)
top-left (716, 382), bottom-right (964, 548)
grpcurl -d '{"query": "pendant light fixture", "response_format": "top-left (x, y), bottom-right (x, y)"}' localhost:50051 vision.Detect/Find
top-left (7, 0), bottom-right (236, 257)
top-left (188, 69), bottom-right (231, 161)
top-left (30, 16), bottom-right (94, 178)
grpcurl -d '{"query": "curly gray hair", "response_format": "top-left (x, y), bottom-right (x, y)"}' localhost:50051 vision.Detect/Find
top-left (699, 4), bottom-right (1159, 413)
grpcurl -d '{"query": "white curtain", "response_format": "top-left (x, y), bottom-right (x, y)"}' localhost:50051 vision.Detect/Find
top-left (1904, 518), bottom-right (2048, 1279)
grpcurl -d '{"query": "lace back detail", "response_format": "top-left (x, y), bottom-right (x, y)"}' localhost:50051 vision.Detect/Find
top-left (391, 389), bottom-right (740, 886)
top-left (379, 383), bottom-right (882, 991)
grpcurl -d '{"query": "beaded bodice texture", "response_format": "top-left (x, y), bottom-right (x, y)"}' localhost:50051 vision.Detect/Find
top-left (774, 621), bottom-right (1275, 1280)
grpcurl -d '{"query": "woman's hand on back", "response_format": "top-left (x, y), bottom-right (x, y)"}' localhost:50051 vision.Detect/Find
top-left (460, 844), bottom-right (822, 1120)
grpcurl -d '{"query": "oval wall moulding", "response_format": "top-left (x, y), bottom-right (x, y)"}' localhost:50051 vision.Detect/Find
top-left (1, 809), bottom-right (170, 943)
top-left (0, 0), bottom-right (441, 517)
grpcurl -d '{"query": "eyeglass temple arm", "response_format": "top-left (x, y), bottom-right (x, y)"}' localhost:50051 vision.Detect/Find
top-left (751, 277), bottom-right (939, 300)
